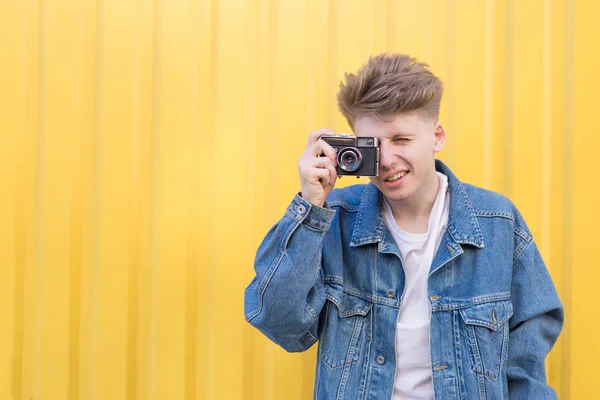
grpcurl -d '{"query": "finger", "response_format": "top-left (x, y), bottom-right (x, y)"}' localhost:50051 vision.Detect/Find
top-left (312, 162), bottom-right (337, 187)
top-left (310, 167), bottom-right (332, 186)
top-left (325, 162), bottom-right (338, 187)
top-left (312, 139), bottom-right (338, 165)
top-left (307, 128), bottom-right (336, 146)
top-left (304, 154), bottom-right (336, 170)
top-left (298, 158), bottom-right (331, 177)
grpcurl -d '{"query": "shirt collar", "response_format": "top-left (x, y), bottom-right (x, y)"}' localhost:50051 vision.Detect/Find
top-left (350, 159), bottom-right (484, 248)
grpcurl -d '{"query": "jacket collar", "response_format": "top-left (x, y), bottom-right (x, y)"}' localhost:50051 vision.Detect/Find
top-left (350, 159), bottom-right (484, 248)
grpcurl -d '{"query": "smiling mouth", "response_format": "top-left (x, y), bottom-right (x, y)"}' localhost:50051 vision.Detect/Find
top-left (384, 171), bottom-right (408, 182)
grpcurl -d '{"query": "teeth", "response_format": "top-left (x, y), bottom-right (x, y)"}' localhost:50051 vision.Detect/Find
top-left (386, 171), bottom-right (408, 182)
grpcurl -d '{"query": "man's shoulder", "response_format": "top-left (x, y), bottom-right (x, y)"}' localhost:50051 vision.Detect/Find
top-left (460, 183), bottom-right (534, 245)
top-left (325, 184), bottom-right (370, 211)
top-left (461, 183), bottom-right (519, 219)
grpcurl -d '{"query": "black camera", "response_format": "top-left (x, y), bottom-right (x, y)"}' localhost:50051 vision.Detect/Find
top-left (320, 134), bottom-right (380, 177)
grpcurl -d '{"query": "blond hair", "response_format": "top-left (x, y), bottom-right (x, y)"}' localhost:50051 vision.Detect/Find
top-left (337, 53), bottom-right (444, 128)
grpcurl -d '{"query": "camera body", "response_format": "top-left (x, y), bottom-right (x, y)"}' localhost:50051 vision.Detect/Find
top-left (320, 134), bottom-right (380, 177)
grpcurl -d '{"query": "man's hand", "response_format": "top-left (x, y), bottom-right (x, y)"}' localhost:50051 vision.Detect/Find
top-left (297, 129), bottom-right (339, 207)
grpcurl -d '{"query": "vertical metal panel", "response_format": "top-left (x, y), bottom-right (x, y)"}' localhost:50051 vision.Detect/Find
top-left (561, 0), bottom-right (574, 396)
top-left (198, 0), bottom-right (217, 397)
top-left (0, 1), bottom-right (20, 399)
top-left (73, 0), bottom-right (101, 399)
top-left (571, 1), bottom-right (600, 398)
top-left (2, 0), bottom-right (598, 399)
top-left (560, 0), bottom-right (574, 396)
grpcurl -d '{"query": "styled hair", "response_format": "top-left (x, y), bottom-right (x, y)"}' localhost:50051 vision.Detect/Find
top-left (337, 53), bottom-right (444, 128)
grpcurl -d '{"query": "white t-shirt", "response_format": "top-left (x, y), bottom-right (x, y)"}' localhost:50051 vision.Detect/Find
top-left (382, 172), bottom-right (450, 400)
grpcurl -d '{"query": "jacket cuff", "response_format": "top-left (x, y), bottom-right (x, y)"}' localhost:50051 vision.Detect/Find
top-left (285, 193), bottom-right (336, 231)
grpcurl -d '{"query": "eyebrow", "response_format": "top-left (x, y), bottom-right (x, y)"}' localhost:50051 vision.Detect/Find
top-left (391, 132), bottom-right (415, 138)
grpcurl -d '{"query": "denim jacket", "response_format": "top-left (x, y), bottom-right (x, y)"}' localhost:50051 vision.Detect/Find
top-left (244, 160), bottom-right (563, 400)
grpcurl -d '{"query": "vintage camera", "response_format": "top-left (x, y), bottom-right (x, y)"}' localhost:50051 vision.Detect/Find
top-left (320, 134), bottom-right (380, 177)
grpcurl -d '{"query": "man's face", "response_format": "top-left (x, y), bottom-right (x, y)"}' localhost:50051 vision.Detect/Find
top-left (354, 112), bottom-right (445, 203)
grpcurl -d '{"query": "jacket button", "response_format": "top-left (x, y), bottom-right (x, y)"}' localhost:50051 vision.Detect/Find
top-left (376, 355), bottom-right (385, 365)
top-left (386, 289), bottom-right (395, 298)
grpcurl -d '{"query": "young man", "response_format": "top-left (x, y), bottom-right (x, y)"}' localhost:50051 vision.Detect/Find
top-left (244, 54), bottom-right (563, 399)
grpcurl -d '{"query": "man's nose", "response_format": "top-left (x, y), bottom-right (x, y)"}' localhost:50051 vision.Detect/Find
top-left (379, 143), bottom-right (396, 170)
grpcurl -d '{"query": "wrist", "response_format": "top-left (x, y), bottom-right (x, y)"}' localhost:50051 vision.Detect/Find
top-left (299, 192), bottom-right (325, 208)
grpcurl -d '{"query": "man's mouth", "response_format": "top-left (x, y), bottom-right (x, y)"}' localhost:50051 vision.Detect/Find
top-left (384, 171), bottom-right (408, 182)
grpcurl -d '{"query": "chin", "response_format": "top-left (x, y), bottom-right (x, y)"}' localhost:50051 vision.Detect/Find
top-left (375, 183), bottom-right (412, 201)
top-left (382, 192), bottom-right (412, 202)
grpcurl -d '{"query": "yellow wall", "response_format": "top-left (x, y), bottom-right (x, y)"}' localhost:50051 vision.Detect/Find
top-left (0, 0), bottom-right (596, 399)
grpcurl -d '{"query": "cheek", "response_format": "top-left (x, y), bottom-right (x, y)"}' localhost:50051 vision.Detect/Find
top-left (399, 147), bottom-right (420, 162)
top-left (407, 148), bottom-right (434, 169)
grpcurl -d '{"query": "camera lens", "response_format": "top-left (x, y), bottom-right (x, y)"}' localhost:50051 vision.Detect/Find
top-left (337, 147), bottom-right (363, 172)
top-left (342, 153), bottom-right (355, 165)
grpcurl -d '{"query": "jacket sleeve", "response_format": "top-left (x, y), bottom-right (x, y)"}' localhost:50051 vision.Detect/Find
top-left (244, 194), bottom-right (336, 352)
top-left (506, 234), bottom-right (564, 399)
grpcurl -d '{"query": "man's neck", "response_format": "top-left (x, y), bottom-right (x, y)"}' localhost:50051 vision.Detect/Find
top-left (385, 171), bottom-right (440, 234)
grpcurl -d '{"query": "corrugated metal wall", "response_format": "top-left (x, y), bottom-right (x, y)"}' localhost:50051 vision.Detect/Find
top-left (0, 0), bottom-right (596, 399)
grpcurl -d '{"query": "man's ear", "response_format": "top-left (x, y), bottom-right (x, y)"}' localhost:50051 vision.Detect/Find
top-left (433, 122), bottom-right (445, 152)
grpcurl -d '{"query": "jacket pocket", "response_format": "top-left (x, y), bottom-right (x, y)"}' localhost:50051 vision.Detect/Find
top-left (319, 290), bottom-right (373, 370)
top-left (459, 299), bottom-right (513, 380)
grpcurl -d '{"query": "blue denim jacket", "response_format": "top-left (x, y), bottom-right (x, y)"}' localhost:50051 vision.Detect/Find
top-left (244, 160), bottom-right (563, 400)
